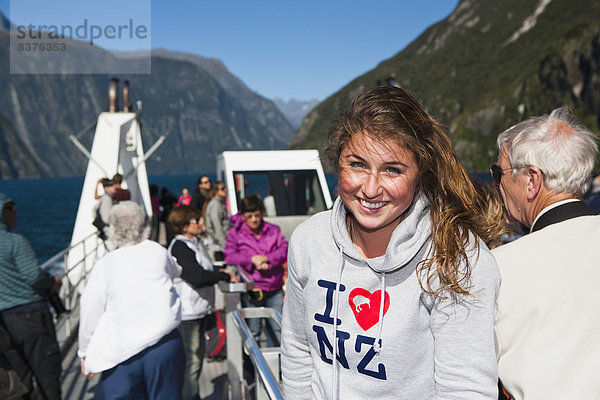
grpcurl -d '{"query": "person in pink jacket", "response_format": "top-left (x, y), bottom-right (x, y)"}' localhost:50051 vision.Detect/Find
top-left (177, 188), bottom-right (192, 206)
top-left (224, 194), bottom-right (288, 346)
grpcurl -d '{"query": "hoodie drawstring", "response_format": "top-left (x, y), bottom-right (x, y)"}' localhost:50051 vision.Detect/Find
top-left (372, 273), bottom-right (386, 353)
top-left (331, 246), bottom-right (344, 399)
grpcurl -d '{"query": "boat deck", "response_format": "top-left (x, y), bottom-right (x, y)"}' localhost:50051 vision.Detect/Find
top-left (60, 335), bottom-right (229, 399)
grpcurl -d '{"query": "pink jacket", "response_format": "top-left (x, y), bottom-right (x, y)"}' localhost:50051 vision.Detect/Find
top-left (177, 194), bottom-right (191, 206)
top-left (224, 214), bottom-right (288, 291)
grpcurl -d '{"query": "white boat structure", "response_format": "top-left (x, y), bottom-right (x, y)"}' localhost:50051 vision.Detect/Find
top-left (40, 79), bottom-right (334, 399)
top-left (66, 79), bottom-right (158, 293)
top-left (218, 149), bottom-right (333, 240)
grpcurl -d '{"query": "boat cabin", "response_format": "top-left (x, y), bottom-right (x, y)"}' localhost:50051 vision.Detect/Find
top-left (217, 150), bottom-right (333, 239)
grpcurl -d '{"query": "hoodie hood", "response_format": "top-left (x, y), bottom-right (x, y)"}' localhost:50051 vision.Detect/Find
top-left (330, 191), bottom-right (431, 272)
top-left (0, 193), bottom-right (12, 230)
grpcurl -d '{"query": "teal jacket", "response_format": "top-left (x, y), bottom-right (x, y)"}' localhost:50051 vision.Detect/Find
top-left (0, 193), bottom-right (52, 310)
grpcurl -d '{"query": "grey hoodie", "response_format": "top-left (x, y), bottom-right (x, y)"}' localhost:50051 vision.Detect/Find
top-left (281, 194), bottom-right (500, 399)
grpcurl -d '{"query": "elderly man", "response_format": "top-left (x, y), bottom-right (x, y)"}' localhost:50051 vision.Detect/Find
top-left (491, 107), bottom-right (599, 399)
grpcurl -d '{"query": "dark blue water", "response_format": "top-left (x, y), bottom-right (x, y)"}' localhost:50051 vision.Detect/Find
top-left (0, 174), bottom-right (216, 263)
top-left (0, 173), bottom-right (340, 264)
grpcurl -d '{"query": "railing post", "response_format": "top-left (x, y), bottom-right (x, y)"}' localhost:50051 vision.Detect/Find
top-left (231, 309), bottom-right (284, 400)
top-left (218, 268), bottom-right (255, 400)
top-left (226, 291), bottom-right (243, 400)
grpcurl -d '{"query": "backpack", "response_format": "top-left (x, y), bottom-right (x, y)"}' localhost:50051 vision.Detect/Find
top-left (205, 310), bottom-right (226, 361)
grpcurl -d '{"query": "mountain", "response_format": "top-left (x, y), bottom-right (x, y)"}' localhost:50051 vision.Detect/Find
top-left (0, 12), bottom-right (10, 30)
top-left (290, 0), bottom-right (600, 172)
top-left (0, 14), bottom-right (295, 179)
top-left (272, 97), bottom-right (320, 129)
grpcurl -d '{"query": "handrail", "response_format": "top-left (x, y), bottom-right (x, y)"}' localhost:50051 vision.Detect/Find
top-left (217, 264), bottom-right (255, 293)
top-left (39, 232), bottom-right (106, 357)
top-left (39, 231), bottom-right (98, 270)
top-left (231, 309), bottom-right (284, 400)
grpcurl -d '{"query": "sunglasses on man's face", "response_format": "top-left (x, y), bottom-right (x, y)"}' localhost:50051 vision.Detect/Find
top-left (489, 164), bottom-right (513, 186)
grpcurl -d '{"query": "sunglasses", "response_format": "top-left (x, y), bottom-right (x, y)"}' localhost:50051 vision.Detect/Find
top-left (489, 164), bottom-right (512, 186)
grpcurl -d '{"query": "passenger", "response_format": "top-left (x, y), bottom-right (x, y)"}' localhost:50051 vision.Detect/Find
top-left (78, 201), bottom-right (185, 399)
top-left (150, 184), bottom-right (161, 241)
top-left (92, 178), bottom-right (116, 240)
top-left (191, 175), bottom-right (212, 211)
top-left (470, 179), bottom-right (512, 249)
top-left (491, 107), bottom-right (600, 399)
top-left (280, 86), bottom-right (501, 399)
top-left (584, 174), bottom-right (600, 213)
top-left (225, 194), bottom-right (288, 347)
top-left (93, 176), bottom-right (108, 199)
top-left (112, 173), bottom-right (131, 202)
top-left (0, 193), bottom-right (63, 400)
top-left (167, 206), bottom-right (237, 400)
top-left (160, 187), bottom-right (178, 245)
top-left (177, 188), bottom-right (192, 206)
top-left (263, 188), bottom-right (277, 216)
top-left (203, 181), bottom-right (231, 261)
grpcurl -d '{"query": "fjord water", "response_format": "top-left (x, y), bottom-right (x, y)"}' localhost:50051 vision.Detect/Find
top-left (0, 175), bottom-right (209, 263)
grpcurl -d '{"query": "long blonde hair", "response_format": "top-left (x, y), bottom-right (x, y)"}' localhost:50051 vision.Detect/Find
top-left (325, 86), bottom-right (498, 297)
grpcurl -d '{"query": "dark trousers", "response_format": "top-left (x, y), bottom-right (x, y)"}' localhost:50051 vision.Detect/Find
top-left (101, 329), bottom-right (186, 400)
top-left (0, 301), bottom-right (61, 400)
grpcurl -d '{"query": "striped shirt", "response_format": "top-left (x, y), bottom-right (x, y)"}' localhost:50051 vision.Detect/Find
top-left (0, 227), bottom-right (51, 310)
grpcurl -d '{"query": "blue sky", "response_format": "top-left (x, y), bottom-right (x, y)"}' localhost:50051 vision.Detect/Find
top-left (0, 0), bottom-right (459, 101)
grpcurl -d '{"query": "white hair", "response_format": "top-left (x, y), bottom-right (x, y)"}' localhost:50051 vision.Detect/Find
top-left (497, 107), bottom-right (598, 196)
top-left (105, 201), bottom-right (150, 248)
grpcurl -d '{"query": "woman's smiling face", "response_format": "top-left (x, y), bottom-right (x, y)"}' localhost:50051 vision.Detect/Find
top-left (338, 132), bottom-right (420, 239)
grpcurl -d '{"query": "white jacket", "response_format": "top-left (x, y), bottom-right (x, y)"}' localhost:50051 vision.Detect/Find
top-left (78, 240), bottom-right (181, 373)
top-left (494, 214), bottom-right (600, 399)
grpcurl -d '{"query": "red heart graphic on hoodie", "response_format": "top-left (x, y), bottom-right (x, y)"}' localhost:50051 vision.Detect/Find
top-left (348, 288), bottom-right (390, 331)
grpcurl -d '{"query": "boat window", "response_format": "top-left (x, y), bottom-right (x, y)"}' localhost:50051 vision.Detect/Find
top-left (232, 170), bottom-right (327, 216)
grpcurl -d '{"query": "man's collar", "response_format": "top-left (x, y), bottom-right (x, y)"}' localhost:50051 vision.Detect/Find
top-left (530, 199), bottom-right (595, 232)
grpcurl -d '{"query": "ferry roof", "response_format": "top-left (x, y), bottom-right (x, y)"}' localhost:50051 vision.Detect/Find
top-left (217, 149), bottom-right (324, 171)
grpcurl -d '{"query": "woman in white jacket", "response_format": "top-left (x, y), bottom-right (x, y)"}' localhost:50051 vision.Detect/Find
top-left (78, 201), bottom-right (185, 399)
top-left (168, 206), bottom-right (237, 400)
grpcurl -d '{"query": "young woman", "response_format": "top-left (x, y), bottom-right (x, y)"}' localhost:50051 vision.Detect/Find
top-left (224, 194), bottom-right (288, 347)
top-left (281, 86), bottom-right (501, 399)
top-left (167, 206), bottom-right (237, 400)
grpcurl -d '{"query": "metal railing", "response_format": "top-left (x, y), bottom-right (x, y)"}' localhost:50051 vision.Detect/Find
top-left (231, 308), bottom-right (283, 400)
top-left (40, 232), bottom-right (106, 353)
top-left (218, 267), bottom-right (284, 400)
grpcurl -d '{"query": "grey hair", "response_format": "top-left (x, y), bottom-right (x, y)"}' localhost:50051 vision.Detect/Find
top-left (105, 201), bottom-right (150, 248)
top-left (497, 107), bottom-right (598, 196)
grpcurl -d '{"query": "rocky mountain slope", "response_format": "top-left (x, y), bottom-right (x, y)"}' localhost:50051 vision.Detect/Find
top-left (291, 0), bottom-right (600, 172)
top-left (0, 16), bottom-right (294, 178)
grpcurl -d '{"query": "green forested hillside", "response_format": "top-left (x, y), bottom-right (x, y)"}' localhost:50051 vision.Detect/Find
top-left (291, 0), bottom-right (600, 172)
